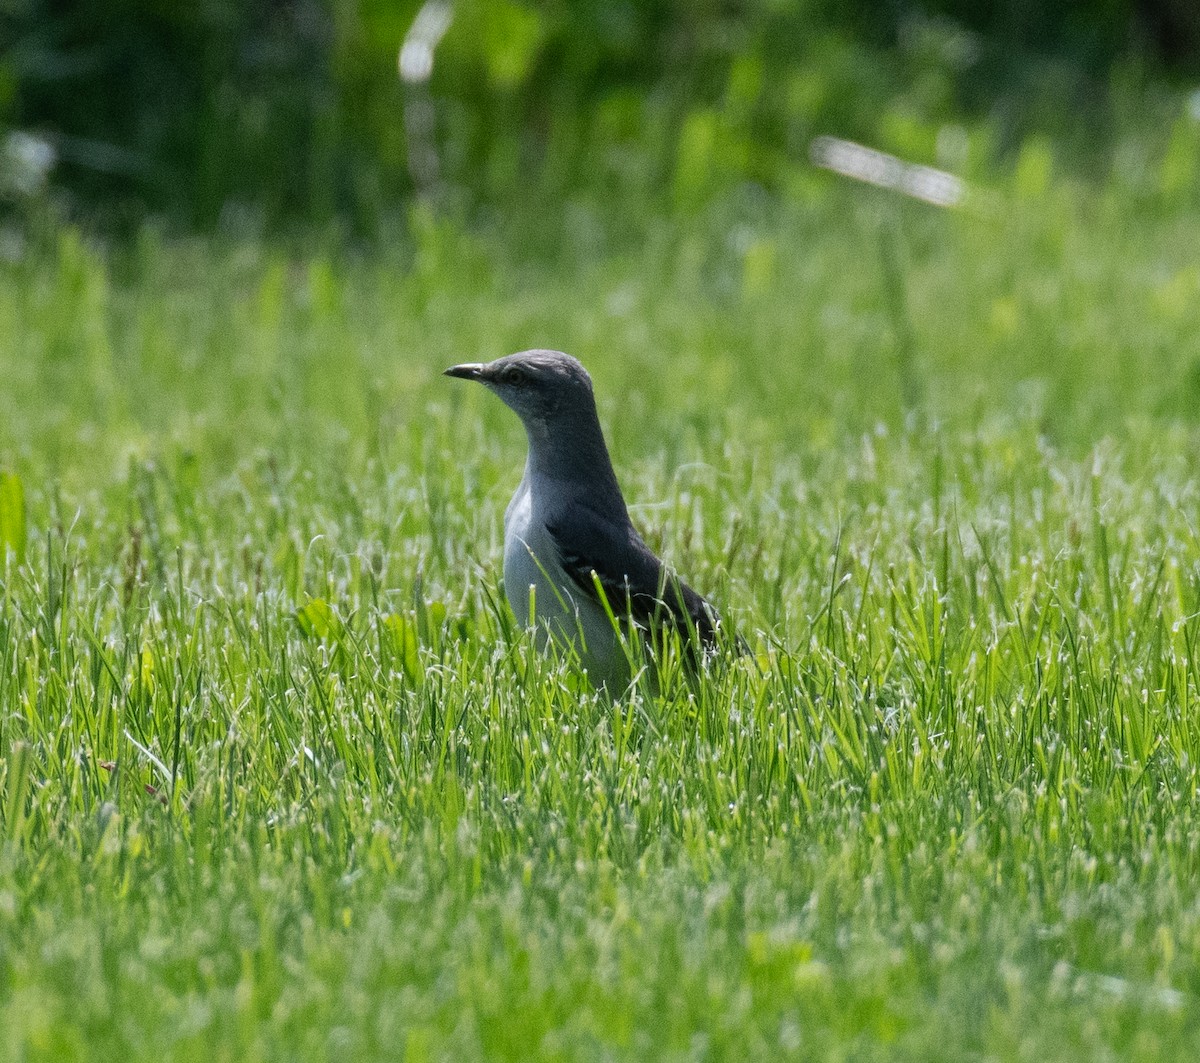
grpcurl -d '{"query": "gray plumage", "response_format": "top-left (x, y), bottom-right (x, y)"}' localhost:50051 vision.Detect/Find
top-left (445, 349), bottom-right (727, 690)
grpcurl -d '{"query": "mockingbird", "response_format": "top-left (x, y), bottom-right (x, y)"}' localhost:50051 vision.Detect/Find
top-left (445, 348), bottom-right (735, 691)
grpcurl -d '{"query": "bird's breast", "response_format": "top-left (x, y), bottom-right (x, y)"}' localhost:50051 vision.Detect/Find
top-left (501, 473), bottom-right (628, 690)
top-left (503, 476), bottom-right (545, 628)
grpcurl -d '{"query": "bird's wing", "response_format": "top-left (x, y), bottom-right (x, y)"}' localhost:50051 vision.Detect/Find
top-left (544, 505), bottom-right (719, 644)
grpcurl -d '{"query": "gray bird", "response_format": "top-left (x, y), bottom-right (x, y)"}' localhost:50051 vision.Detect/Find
top-left (445, 349), bottom-right (733, 691)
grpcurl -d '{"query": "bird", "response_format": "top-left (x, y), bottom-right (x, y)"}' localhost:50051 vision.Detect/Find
top-left (445, 348), bottom-right (736, 692)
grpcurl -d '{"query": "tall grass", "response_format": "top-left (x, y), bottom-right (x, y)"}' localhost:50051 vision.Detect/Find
top-left (2, 180), bottom-right (1200, 1059)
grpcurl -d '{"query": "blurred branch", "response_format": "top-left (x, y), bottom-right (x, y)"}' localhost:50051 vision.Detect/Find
top-left (400, 1), bottom-right (454, 201)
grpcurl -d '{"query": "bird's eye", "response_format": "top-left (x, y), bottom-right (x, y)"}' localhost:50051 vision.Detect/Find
top-left (500, 365), bottom-right (527, 386)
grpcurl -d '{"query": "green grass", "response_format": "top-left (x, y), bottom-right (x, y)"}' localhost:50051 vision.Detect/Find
top-left (3, 174), bottom-right (1200, 1060)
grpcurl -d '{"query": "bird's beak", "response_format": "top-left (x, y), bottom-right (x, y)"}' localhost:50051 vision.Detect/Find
top-left (444, 362), bottom-right (487, 381)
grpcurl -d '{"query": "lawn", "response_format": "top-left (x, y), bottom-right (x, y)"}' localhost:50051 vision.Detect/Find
top-left (2, 173), bottom-right (1200, 1060)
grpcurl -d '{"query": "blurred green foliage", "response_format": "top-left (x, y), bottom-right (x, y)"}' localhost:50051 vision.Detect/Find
top-left (1, 0), bottom-right (1198, 231)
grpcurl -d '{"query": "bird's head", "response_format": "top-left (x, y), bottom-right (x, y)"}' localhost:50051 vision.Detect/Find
top-left (444, 349), bottom-right (596, 431)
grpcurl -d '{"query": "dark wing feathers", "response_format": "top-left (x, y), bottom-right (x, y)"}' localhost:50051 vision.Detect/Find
top-left (544, 507), bottom-right (719, 645)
